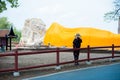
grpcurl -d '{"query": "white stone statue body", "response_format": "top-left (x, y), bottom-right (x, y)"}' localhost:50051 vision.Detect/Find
top-left (20, 18), bottom-right (46, 47)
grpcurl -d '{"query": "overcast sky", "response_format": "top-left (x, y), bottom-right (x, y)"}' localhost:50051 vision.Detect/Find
top-left (0, 0), bottom-right (118, 33)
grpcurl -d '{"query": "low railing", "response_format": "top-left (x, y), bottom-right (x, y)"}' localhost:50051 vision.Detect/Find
top-left (0, 44), bottom-right (120, 76)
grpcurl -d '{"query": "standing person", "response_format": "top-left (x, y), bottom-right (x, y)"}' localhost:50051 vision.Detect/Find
top-left (73, 33), bottom-right (82, 65)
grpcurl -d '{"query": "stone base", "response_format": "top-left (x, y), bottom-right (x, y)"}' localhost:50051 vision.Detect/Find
top-left (86, 61), bottom-right (92, 65)
top-left (55, 66), bottom-right (61, 70)
top-left (13, 72), bottom-right (20, 77)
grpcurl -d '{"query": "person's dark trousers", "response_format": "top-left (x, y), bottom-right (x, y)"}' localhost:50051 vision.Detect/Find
top-left (73, 50), bottom-right (80, 65)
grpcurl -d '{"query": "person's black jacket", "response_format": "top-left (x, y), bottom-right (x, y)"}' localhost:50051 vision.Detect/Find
top-left (73, 37), bottom-right (82, 48)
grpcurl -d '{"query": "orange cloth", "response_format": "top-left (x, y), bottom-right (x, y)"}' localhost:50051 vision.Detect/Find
top-left (44, 22), bottom-right (120, 48)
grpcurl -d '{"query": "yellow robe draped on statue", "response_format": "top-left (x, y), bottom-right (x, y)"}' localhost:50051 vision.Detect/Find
top-left (44, 22), bottom-right (120, 48)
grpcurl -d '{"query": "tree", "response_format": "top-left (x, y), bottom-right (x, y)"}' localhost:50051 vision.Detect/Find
top-left (104, 0), bottom-right (120, 21)
top-left (0, 17), bottom-right (12, 29)
top-left (12, 27), bottom-right (21, 42)
top-left (0, 0), bottom-right (19, 13)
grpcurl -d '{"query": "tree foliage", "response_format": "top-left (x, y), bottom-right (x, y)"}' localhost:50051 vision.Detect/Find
top-left (104, 0), bottom-right (120, 21)
top-left (12, 27), bottom-right (21, 42)
top-left (0, 17), bottom-right (12, 29)
top-left (0, 0), bottom-right (19, 13)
